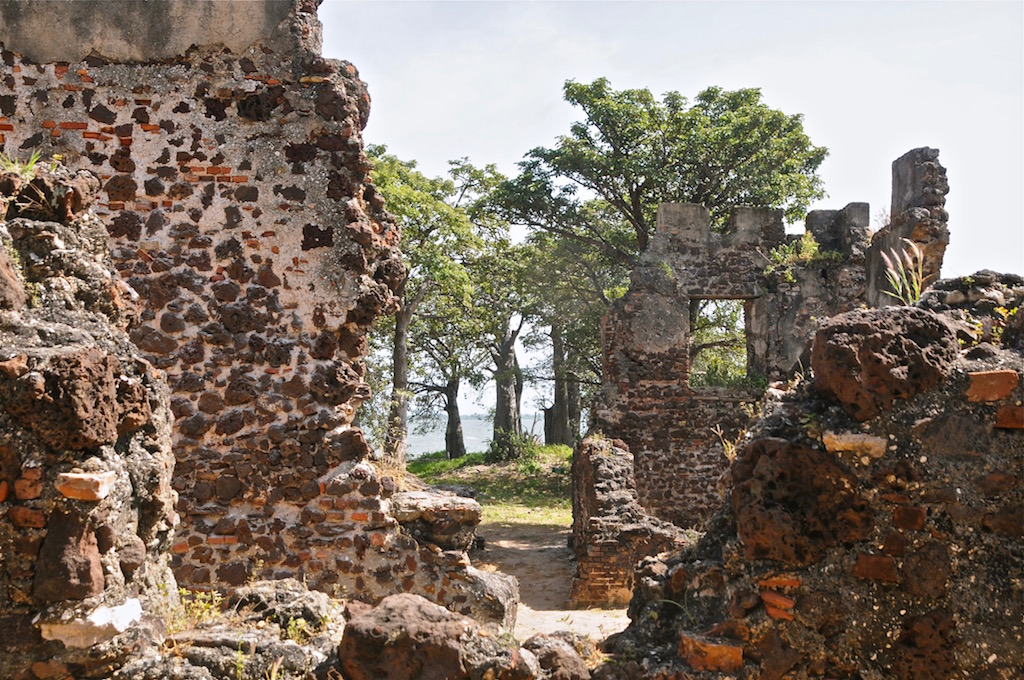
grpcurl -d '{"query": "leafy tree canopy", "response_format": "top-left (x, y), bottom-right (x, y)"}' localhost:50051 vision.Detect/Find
top-left (504, 79), bottom-right (828, 262)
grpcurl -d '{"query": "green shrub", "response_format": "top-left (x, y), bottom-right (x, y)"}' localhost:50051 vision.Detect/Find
top-left (485, 430), bottom-right (541, 464)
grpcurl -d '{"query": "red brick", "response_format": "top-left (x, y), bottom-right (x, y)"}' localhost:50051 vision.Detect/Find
top-left (995, 405), bottom-right (1024, 429)
top-left (8, 506), bottom-right (47, 528)
top-left (853, 553), bottom-right (898, 582)
top-left (13, 476), bottom-right (41, 500)
top-left (0, 123), bottom-right (13, 131)
top-left (140, 124), bottom-right (161, 133)
top-left (966, 370), bottom-right (1019, 402)
top-left (893, 505), bottom-right (927, 530)
top-left (208, 535), bottom-right (238, 546)
top-left (59, 121), bottom-right (89, 130)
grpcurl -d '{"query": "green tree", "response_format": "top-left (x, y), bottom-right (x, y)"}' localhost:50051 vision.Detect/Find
top-left (501, 79), bottom-right (828, 397)
top-left (511, 79), bottom-right (827, 259)
top-left (522, 219), bottom-right (624, 445)
top-left (367, 146), bottom-right (480, 462)
top-left (406, 288), bottom-right (488, 459)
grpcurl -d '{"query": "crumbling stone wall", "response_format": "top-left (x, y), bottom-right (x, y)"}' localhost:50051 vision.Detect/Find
top-left (0, 0), bottom-right (515, 624)
top-left (592, 202), bottom-right (870, 528)
top-left (570, 437), bottom-right (689, 607)
top-left (0, 168), bottom-right (177, 679)
top-left (592, 150), bottom-right (947, 532)
top-left (598, 284), bottom-right (1023, 679)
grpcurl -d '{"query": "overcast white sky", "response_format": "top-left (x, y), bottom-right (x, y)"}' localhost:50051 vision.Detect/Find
top-left (320, 0), bottom-right (1023, 418)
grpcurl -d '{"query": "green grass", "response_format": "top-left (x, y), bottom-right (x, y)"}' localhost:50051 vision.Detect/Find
top-left (407, 445), bottom-right (574, 525)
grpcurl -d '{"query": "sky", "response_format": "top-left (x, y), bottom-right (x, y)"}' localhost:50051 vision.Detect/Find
top-left (319, 0), bottom-right (1024, 416)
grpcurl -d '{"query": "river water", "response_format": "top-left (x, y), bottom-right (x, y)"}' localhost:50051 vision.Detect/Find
top-left (406, 413), bottom-right (544, 458)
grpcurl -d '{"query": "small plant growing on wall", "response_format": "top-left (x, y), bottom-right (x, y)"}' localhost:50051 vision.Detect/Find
top-left (762, 232), bottom-right (843, 284)
top-left (881, 238), bottom-right (925, 305)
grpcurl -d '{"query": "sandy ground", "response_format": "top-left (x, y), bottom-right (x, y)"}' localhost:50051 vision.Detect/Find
top-left (471, 522), bottom-right (630, 642)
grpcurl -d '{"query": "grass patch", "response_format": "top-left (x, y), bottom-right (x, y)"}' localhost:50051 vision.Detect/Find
top-left (407, 451), bottom-right (487, 477)
top-left (407, 445), bottom-right (573, 526)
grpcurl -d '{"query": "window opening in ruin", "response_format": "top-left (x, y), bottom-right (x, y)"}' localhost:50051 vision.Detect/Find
top-left (688, 299), bottom-right (750, 388)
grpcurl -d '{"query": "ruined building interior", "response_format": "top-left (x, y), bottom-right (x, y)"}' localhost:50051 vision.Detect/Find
top-left (0, 1), bottom-right (1020, 679)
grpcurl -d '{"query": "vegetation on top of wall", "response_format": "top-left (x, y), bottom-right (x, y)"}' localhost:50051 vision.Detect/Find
top-left (762, 231), bottom-right (844, 284)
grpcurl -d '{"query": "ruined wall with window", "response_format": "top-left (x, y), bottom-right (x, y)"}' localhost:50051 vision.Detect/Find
top-left (591, 149), bottom-right (947, 530)
top-left (0, 0), bottom-right (516, 626)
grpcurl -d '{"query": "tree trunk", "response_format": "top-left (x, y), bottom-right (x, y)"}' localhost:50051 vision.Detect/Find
top-left (493, 322), bottom-right (522, 440)
top-left (444, 378), bottom-right (467, 460)
top-left (382, 304), bottom-right (413, 466)
top-left (383, 284), bottom-right (428, 466)
top-left (568, 372), bottom-right (582, 443)
top-left (546, 324), bottom-right (574, 446)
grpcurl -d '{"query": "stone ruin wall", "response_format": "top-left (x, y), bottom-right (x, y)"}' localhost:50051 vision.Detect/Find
top-left (591, 149), bottom-right (950, 532)
top-left (569, 437), bottom-right (689, 608)
top-left (0, 0), bottom-right (515, 626)
top-left (0, 168), bottom-right (178, 678)
top-left (591, 201), bottom-right (871, 529)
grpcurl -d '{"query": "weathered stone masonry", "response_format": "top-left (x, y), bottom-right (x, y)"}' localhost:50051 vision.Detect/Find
top-left (591, 149), bottom-right (949, 532)
top-left (592, 201), bottom-right (871, 529)
top-left (0, 0), bottom-right (515, 625)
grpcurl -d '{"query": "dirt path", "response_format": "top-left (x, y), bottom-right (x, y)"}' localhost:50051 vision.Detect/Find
top-left (471, 522), bottom-right (630, 642)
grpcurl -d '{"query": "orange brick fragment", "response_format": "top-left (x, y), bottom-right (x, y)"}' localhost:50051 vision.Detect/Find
top-left (140, 124), bottom-right (161, 133)
top-left (995, 405), bottom-right (1024, 430)
top-left (966, 370), bottom-right (1019, 402)
top-left (765, 604), bottom-right (795, 621)
top-left (59, 121), bottom-right (89, 130)
top-left (678, 634), bottom-right (743, 672)
top-left (0, 480), bottom-right (9, 503)
top-left (0, 123), bottom-right (13, 131)
top-left (760, 590), bottom-right (795, 610)
top-left (232, 175), bottom-right (249, 183)
top-left (758, 576), bottom-right (801, 590)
